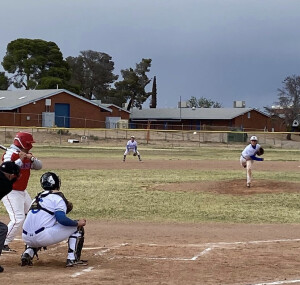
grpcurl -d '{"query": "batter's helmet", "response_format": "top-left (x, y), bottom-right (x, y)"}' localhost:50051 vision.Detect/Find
top-left (14, 132), bottom-right (35, 150)
top-left (250, 136), bottom-right (258, 141)
top-left (40, 172), bottom-right (61, 190)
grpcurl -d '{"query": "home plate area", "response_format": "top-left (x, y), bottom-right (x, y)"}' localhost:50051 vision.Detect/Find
top-left (90, 238), bottom-right (300, 262)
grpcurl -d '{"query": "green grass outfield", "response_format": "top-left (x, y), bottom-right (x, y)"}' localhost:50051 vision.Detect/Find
top-left (0, 146), bottom-right (299, 224)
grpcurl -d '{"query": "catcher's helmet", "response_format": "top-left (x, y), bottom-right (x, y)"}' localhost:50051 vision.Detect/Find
top-left (40, 172), bottom-right (61, 190)
top-left (14, 132), bottom-right (35, 150)
top-left (250, 136), bottom-right (258, 141)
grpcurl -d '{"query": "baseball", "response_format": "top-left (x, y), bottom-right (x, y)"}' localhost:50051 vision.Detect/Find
top-left (193, 131), bottom-right (197, 135)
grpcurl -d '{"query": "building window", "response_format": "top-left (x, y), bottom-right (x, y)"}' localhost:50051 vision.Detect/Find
top-left (247, 112), bottom-right (251, 119)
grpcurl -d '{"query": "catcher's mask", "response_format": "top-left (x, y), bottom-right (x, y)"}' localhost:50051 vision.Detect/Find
top-left (40, 172), bottom-right (61, 190)
top-left (14, 132), bottom-right (35, 150)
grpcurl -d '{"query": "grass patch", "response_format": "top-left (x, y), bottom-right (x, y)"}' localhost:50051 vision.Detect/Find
top-left (0, 146), bottom-right (299, 224)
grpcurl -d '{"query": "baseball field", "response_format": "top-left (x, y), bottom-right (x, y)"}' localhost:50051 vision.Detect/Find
top-left (0, 145), bottom-right (300, 285)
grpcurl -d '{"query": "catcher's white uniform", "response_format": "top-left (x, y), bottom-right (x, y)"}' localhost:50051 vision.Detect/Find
top-left (21, 191), bottom-right (82, 264)
top-left (22, 193), bottom-right (77, 248)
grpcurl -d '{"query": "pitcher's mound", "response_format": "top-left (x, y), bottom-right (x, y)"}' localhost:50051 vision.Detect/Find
top-left (151, 179), bottom-right (300, 195)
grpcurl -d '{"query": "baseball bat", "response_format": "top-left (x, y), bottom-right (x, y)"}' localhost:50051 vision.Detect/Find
top-left (0, 145), bottom-right (7, 151)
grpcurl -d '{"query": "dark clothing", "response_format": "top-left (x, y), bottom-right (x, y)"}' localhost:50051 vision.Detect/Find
top-left (0, 170), bottom-right (13, 267)
top-left (0, 223), bottom-right (8, 255)
top-left (0, 171), bottom-right (14, 200)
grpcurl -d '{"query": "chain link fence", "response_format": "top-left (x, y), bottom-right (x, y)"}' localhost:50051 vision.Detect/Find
top-left (0, 126), bottom-right (299, 149)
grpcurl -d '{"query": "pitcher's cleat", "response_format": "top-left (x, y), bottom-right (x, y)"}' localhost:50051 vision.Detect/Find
top-left (246, 183), bottom-right (251, 188)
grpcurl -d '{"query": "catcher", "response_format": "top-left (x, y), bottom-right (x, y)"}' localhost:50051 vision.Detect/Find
top-left (20, 172), bottom-right (87, 267)
top-left (240, 136), bottom-right (264, 188)
top-left (123, 136), bottom-right (142, 162)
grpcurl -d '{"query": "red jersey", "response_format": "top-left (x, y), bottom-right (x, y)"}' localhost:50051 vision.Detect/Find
top-left (2, 145), bottom-right (33, 191)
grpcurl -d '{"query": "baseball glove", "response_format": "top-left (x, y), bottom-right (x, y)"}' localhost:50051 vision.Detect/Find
top-left (133, 152), bottom-right (137, 156)
top-left (256, 147), bottom-right (264, 156)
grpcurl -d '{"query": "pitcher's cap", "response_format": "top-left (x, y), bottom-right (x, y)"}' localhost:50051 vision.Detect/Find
top-left (250, 136), bottom-right (258, 141)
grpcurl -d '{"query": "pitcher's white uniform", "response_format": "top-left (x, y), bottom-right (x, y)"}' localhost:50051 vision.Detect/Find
top-left (22, 192), bottom-right (78, 248)
top-left (240, 136), bottom-right (263, 187)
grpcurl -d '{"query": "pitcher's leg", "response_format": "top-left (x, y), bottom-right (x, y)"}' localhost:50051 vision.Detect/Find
top-left (246, 160), bottom-right (253, 187)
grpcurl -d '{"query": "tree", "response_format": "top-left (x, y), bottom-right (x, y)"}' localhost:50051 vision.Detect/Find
top-left (0, 72), bottom-right (10, 90)
top-left (150, 76), bottom-right (157, 108)
top-left (265, 75), bottom-right (300, 133)
top-left (66, 50), bottom-right (118, 100)
top-left (188, 96), bottom-right (222, 108)
top-left (2, 38), bottom-right (71, 89)
top-left (113, 58), bottom-right (152, 110)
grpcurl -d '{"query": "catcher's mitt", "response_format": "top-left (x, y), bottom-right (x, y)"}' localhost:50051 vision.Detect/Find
top-left (133, 152), bottom-right (137, 156)
top-left (257, 147), bottom-right (264, 156)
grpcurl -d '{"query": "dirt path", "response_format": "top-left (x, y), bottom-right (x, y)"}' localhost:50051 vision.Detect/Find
top-left (1, 221), bottom-right (300, 285)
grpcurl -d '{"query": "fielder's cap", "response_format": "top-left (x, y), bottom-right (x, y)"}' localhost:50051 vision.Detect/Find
top-left (250, 136), bottom-right (258, 141)
top-left (0, 161), bottom-right (20, 176)
top-left (131, 135), bottom-right (135, 138)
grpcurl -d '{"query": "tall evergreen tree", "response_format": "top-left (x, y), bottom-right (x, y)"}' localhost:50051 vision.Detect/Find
top-left (150, 76), bottom-right (157, 108)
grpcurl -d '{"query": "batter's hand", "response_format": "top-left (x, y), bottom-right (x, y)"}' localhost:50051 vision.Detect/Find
top-left (77, 219), bottom-right (86, 227)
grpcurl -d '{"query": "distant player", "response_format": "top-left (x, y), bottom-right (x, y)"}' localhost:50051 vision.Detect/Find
top-left (20, 172), bottom-right (87, 267)
top-left (1, 131), bottom-right (42, 252)
top-left (123, 136), bottom-right (142, 162)
top-left (240, 136), bottom-right (264, 187)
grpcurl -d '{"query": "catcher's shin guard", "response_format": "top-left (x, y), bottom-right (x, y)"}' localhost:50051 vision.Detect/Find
top-left (68, 228), bottom-right (85, 261)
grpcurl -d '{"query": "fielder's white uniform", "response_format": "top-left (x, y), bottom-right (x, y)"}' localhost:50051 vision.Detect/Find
top-left (22, 191), bottom-right (79, 260)
top-left (124, 140), bottom-right (140, 156)
top-left (240, 143), bottom-right (262, 185)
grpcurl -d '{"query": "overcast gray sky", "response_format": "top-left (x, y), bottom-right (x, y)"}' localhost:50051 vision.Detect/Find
top-left (1, 0), bottom-right (300, 110)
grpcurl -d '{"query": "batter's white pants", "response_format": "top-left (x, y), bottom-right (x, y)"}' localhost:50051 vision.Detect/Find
top-left (22, 224), bottom-right (79, 260)
top-left (240, 156), bottom-right (254, 185)
top-left (1, 190), bottom-right (32, 245)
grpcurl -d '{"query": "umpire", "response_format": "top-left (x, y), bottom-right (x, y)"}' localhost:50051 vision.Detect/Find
top-left (0, 161), bottom-right (20, 273)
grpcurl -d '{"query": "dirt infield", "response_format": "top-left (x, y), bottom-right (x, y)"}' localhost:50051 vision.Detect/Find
top-left (1, 158), bottom-right (300, 284)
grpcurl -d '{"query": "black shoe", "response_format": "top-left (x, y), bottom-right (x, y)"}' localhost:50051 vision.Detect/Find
top-left (66, 259), bottom-right (88, 267)
top-left (0, 265), bottom-right (3, 273)
top-left (21, 253), bottom-right (33, 266)
top-left (2, 245), bottom-right (16, 253)
top-left (66, 259), bottom-right (76, 267)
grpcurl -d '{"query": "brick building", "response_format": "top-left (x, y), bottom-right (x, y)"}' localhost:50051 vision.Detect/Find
top-left (0, 89), bottom-right (130, 128)
top-left (130, 108), bottom-right (286, 132)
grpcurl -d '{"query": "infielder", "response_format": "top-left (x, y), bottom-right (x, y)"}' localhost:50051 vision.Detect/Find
top-left (123, 136), bottom-right (142, 162)
top-left (21, 172), bottom-right (87, 267)
top-left (240, 135), bottom-right (264, 187)
top-left (1, 131), bottom-right (42, 252)
top-left (0, 162), bottom-right (20, 273)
